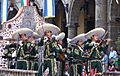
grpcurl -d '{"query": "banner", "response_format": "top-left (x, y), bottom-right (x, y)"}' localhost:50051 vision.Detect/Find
top-left (44, 0), bottom-right (55, 18)
top-left (21, 0), bottom-right (29, 6)
top-left (1, 0), bottom-right (8, 23)
top-left (0, 3), bottom-right (1, 24)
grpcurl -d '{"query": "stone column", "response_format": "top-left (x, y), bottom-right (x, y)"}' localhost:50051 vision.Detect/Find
top-left (67, 24), bottom-right (77, 39)
top-left (95, 0), bottom-right (107, 29)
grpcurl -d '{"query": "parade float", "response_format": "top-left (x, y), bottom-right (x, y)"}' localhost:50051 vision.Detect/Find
top-left (0, 6), bottom-right (45, 76)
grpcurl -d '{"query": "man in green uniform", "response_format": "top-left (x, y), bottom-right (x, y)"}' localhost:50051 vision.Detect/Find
top-left (28, 32), bottom-right (39, 70)
top-left (18, 33), bottom-right (39, 70)
top-left (3, 39), bottom-right (18, 69)
top-left (12, 28), bottom-right (34, 70)
top-left (69, 33), bottom-right (87, 76)
top-left (37, 23), bottom-right (60, 76)
top-left (55, 32), bottom-right (66, 76)
top-left (16, 33), bottom-right (31, 70)
top-left (85, 28), bottom-right (106, 75)
top-left (65, 40), bottom-right (73, 76)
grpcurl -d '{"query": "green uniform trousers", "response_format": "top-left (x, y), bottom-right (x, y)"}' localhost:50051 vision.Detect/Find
top-left (37, 58), bottom-right (55, 76)
top-left (90, 60), bottom-right (103, 73)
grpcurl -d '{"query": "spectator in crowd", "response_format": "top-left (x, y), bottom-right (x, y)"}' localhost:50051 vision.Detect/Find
top-left (101, 51), bottom-right (109, 72)
top-left (109, 47), bottom-right (117, 59)
top-left (108, 47), bottom-right (118, 71)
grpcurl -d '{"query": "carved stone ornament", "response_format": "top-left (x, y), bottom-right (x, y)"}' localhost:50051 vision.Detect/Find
top-left (0, 6), bottom-right (46, 40)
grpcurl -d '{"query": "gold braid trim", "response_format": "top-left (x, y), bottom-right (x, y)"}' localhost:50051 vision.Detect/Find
top-left (88, 46), bottom-right (101, 58)
top-left (96, 48), bottom-right (102, 58)
top-left (44, 42), bottom-right (50, 58)
top-left (88, 48), bottom-right (93, 57)
top-left (51, 59), bottom-right (54, 76)
top-left (20, 47), bottom-right (25, 58)
top-left (75, 64), bottom-right (78, 76)
top-left (47, 44), bottom-right (50, 57)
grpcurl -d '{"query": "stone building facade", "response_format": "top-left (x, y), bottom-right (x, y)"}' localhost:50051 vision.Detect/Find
top-left (0, 0), bottom-right (120, 46)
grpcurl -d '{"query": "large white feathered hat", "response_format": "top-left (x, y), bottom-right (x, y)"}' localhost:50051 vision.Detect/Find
top-left (55, 32), bottom-right (65, 40)
top-left (12, 28), bottom-right (33, 40)
top-left (32, 32), bottom-right (40, 39)
top-left (3, 35), bottom-right (15, 41)
top-left (37, 23), bottom-right (60, 37)
top-left (70, 33), bottom-right (87, 44)
top-left (86, 28), bottom-right (105, 39)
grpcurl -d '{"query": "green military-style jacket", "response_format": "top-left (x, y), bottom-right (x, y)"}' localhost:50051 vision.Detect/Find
top-left (66, 46), bottom-right (74, 59)
top-left (44, 38), bottom-right (57, 58)
top-left (83, 39), bottom-right (92, 58)
top-left (73, 45), bottom-right (84, 60)
top-left (84, 39), bottom-right (108, 60)
top-left (85, 41), bottom-right (104, 60)
top-left (99, 44), bottom-right (108, 53)
top-left (4, 43), bottom-right (19, 58)
top-left (84, 40), bottom-right (104, 73)
top-left (17, 40), bottom-right (38, 60)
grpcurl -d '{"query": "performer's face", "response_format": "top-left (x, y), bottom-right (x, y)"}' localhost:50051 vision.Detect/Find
top-left (77, 39), bottom-right (84, 46)
top-left (92, 35), bottom-right (98, 41)
top-left (45, 31), bottom-right (52, 37)
top-left (20, 34), bottom-right (27, 41)
top-left (110, 47), bottom-right (113, 51)
top-left (28, 36), bottom-right (34, 42)
top-left (58, 39), bottom-right (63, 45)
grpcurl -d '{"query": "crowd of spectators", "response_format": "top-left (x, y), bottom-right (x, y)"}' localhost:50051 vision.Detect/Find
top-left (101, 47), bottom-right (120, 72)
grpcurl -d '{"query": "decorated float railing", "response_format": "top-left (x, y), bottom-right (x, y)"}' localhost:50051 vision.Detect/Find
top-left (104, 71), bottom-right (120, 76)
top-left (0, 68), bottom-right (38, 76)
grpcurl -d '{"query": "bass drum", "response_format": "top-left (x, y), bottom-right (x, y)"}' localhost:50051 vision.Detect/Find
top-left (115, 56), bottom-right (120, 71)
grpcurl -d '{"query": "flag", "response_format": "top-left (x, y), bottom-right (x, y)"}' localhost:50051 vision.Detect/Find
top-left (21, 0), bottom-right (29, 6)
top-left (1, 0), bottom-right (8, 23)
top-left (44, 0), bottom-right (55, 18)
top-left (0, 3), bottom-right (1, 24)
